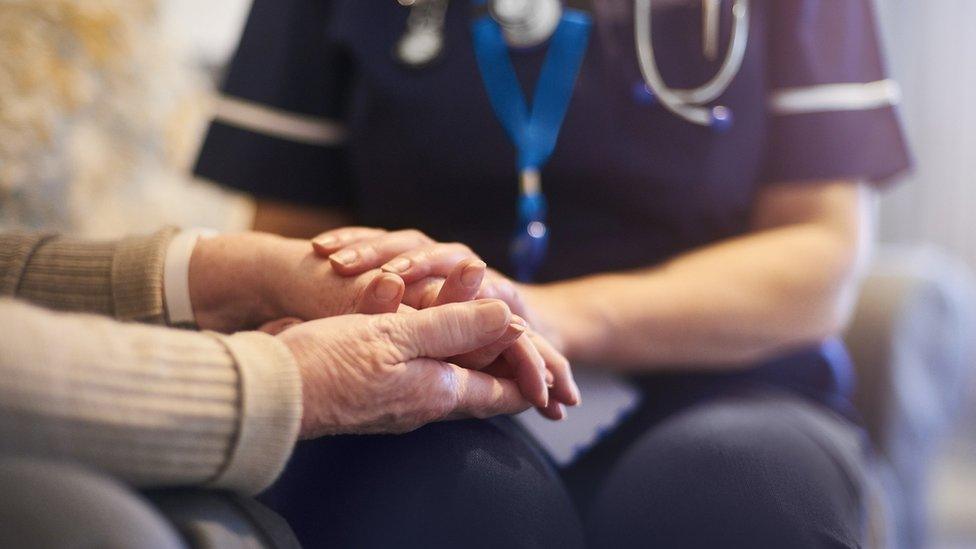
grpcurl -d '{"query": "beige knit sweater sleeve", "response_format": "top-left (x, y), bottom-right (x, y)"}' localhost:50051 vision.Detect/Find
top-left (0, 230), bottom-right (302, 494)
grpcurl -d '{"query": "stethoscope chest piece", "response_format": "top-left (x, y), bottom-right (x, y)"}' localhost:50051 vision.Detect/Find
top-left (396, 27), bottom-right (445, 67)
top-left (490, 0), bottom-right (562, 48)
top-left (396, 0), bottom-right (566, 69)
top-left (395, 0), bottom-right (450, 68)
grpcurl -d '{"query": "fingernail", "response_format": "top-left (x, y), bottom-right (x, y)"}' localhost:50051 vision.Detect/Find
top-left (572, 385), bottom-right (582, 406)
top-left (477, 301), bottom-right (510, 333)
top-left (382, 257), bottom-right (411, 274)
top-left (545, 370), bottom-right (555, 387)
top-left (330, 249), bottom-right (358, 266)
top-left (314, 235), bottom-right (338, 248)
top-left (510, 315), bottom-right (527, 328)
top-left (461, 260), bottom-right (487, 288)
top-left (557, 403), bottom-right (568, 420)
top-left (506, 322), bottom-right (527, 341)
top-left (373, 276), bottom-right (401, 302)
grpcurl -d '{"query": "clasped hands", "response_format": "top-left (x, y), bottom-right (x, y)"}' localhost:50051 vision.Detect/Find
top-left (187, 229), bottom-right (579, 439)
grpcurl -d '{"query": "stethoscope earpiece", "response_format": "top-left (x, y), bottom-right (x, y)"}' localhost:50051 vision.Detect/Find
top-left (395, 0), bottom-right (450, 69)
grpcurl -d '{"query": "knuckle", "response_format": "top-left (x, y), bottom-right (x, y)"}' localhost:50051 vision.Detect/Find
top-left (401, 229), bottom-right (430, 242)
top-left (340, 226), bottom-right (374, 239)
top-left (445, 242), bottom-right (474, 256)
top-left (356, 243), bottom-right (378, 262)
top-left (419, 363), bottom-right (460, 420)
top-left (368, 315), bottom-right (413, 357)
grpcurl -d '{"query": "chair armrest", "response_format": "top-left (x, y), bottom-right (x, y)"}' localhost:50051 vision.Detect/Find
top-left (845, 246), bottom-right (976, 455)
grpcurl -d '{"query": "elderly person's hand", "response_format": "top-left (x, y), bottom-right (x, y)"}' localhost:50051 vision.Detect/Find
top-left (312, 227), bottom-right (581, 419)
top-left (189, 231), bottom-right (555, 409)
top-left (274, 299), bottom-right (533, 437)
top-left (186, 232), bottom-right (383, 332)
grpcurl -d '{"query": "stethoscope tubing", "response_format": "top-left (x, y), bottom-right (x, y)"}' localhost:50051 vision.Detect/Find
top-left (634, 0), bottom-right (750, 126)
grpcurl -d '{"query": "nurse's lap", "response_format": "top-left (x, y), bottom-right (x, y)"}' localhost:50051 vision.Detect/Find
top-left (260, 417), bottom-right (584, 548)
top-left (583, 388), bottom-right (868, 548)
top-left (260, 386), bottom-right (868, 549)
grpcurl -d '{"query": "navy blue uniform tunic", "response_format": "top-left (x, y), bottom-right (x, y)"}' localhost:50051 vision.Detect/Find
top-left (196, 0), bottom-right (911, 413)
top-left (196, 1), bottom-right (914, 546)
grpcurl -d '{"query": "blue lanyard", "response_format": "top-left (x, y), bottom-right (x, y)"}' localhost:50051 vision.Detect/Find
top-left (470, 4), bottom-right (592, 281)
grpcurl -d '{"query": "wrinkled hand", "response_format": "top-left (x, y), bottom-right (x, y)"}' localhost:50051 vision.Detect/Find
top-left (312, 227), bottom-right (581, 418)
top-left (275, 299), bottom-right (534, 438)
top-left (187, 232), bottom-right (390, 332)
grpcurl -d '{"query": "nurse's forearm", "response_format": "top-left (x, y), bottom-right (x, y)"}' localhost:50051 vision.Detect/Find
top-left (529, 181), bottom-right (875, 370)
top-left (252, 199), bottom-right (353, 238)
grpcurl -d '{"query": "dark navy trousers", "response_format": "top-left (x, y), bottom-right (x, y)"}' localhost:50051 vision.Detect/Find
top-left (261, 381), bottom-right (869, 549)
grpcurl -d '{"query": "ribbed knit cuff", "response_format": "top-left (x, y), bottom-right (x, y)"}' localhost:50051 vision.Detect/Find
top-left (11, 228), bottom-right (178, 323)
top-left (210, 331), bottom-right (302, 495)
top-left (113, 228), bottom-right (179, 323)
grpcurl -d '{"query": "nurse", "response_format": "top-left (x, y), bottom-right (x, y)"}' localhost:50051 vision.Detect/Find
top-left (195, 1), bottom-right (911, 547)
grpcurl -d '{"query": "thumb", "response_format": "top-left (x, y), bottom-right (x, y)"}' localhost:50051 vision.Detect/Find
top-left (257, 317), bottom-right (303, 335)
top-left (386, 299), bottom-right (512, 360)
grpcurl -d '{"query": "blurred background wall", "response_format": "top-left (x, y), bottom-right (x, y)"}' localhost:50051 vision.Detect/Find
top-left (874, 2), bottom-right (976, 546)
top-left (0, 0), bottom-right (252, 236)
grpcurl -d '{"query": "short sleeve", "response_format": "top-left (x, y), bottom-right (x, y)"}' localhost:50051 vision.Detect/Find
top-left (193, 0), bottom-right (355, 208)
top-left (760, 0), bottom-right (912, 186)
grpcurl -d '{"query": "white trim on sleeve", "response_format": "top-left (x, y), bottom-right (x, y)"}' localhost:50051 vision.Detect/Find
top-left (213, 95), bottom-right (348, 147)
top-left (164, 228), bottom-right (219, 326)
top-left (769, 79), bottom-right (902, 116)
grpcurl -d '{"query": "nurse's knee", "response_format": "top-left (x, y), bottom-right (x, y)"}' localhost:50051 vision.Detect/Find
top-left (269, 418), bottom-right (583, 548)
top-left (588, 396), bottom-right (864, 548)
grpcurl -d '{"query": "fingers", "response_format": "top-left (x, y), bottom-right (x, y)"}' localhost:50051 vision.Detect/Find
top-left (327, 230), bottom-right (433, 275)
top-left (379, 242), bottom-right (479, 284)
top-left (500, 336), bottom-right (550, 409)
top-left (311, 227), bottom-right (388, 256)
top-left (450, 316), bottom-right (526, 370)
top-left (448, 366), bottom-right (533, 419)
top-left (432, 258), bottom-right (486, 306)
top-left (476, 270), bottom-right (531, 319)
top-left (536, 398), bottom-right (567, 421)
top-left (382, 299), bottom-right (512, 360)
top-left (356, 273), bottom-right (405, 314)
top-left (402, 276), bottom-right (447, 310)
top-left (529, 331), bottom-right (581, 406)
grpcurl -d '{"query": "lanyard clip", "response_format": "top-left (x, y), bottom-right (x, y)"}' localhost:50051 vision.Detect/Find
top-left (511, 169), bottom-right (549, 282)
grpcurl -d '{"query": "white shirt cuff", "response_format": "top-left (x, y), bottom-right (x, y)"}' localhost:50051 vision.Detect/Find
top-left (164, 228), bottom-right (218, 325)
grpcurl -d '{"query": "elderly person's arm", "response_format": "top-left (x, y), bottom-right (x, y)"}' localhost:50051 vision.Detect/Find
top-left (0, 228), bottom-right (561, 409)
top-left (0, 297), bottom-right (300, 493)
top-left (0, 231), bottom-right (535, 493)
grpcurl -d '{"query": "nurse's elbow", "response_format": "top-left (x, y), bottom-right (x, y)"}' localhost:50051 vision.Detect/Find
top-left (780, 230), bottom-right (865, 347)
top-left (798, 247), bottom-right (865, 344)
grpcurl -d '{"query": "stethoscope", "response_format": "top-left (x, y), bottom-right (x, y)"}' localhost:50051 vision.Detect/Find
top-left (396, 0), bottom-right (750, 129)
top-left (394, 0), bottom-right (750, 280)
top-left (634, 0), bottom-right (749, 130)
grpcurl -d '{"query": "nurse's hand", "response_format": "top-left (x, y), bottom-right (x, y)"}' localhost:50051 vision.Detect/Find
top-left (312, 228), bottom-right (581, 414)
top-left (272, 299), bottom-right (535, 438)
